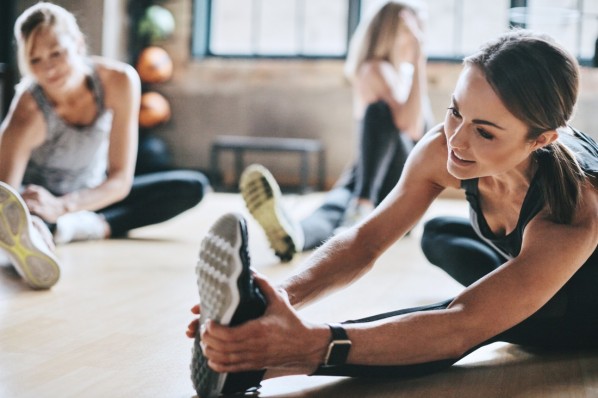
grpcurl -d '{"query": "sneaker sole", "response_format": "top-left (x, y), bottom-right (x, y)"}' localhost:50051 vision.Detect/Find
top-left (240, 166), bottom-right (296, 262)
top-left (0, 183), bottom-right (60, 289)
top-left (191, 213), bottom-right (262, 397)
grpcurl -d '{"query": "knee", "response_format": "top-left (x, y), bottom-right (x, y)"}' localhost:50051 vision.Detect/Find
top-left (364, 100), bottom-right (392, 119)
top-left (420, 217), bottom-right (454, 265)
top-left (363, 101), bottom-right (394, 134)
top-left (170, 170), bottom-right (211, 206)
top-left (187, 171), bottom-right (211, 204)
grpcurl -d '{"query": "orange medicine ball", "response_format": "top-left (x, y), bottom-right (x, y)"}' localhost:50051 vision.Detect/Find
top-left (139, 92), bottom-right (171, 128)
top-left (136, 46), bottom-right (173, 84)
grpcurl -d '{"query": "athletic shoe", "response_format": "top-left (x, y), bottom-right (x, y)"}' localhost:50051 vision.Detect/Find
top-left (191, 213), bottom-right (267, 397)
top-left (0, 182), bottom-right (60, 289)
top-left (239, 164), bottom-right (304, 262)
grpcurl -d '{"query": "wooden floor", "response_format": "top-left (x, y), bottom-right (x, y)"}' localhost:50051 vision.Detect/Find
top-left (1, 192), bottom-right (598, 398)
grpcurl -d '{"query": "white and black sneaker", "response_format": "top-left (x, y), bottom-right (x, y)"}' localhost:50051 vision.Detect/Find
top-left (191, 213), bottom-right (267, 397)
top-left (0, 182), bottom-right (60, 289)
top-left (239, 164), bottom-right (304, 263)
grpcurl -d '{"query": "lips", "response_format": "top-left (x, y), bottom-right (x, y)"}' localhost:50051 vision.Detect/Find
top-left (450, 149), bottom-right (475, 165)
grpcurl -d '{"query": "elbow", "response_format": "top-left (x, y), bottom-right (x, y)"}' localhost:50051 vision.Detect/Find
top-left (111, 175), bottom-right (133, 201)
top-left (119, 179), bottom-right (133, 200)
top-left (440, 303), bottom-right (487, 359)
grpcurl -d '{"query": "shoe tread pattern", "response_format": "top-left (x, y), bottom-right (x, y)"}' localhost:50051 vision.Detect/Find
top-left (0, 183), bottom-right (60, 289)
top-left (240, 167), bottom-right (296, 262)
top-left (191, 214), bottom-right (263, 397)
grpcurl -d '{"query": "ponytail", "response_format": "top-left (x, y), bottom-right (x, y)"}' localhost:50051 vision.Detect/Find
top-left (536, 141), bottom-right (586, 224)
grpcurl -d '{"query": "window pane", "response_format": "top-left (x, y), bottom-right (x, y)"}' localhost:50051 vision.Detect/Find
top-left (258, 0), bottom-right (298, 55)
top-left (462, 0), bottom-right (510, 55)
top-left (511, 1), bottom-right (580, 56)
top-left (581, 1), bottom-right (598, 60)
top-left (426, 0), bottom-right (458, 57)
top-left (210, 0), bottom-right (253, 54)
top-left (303, 0), bottom-right (348, 55)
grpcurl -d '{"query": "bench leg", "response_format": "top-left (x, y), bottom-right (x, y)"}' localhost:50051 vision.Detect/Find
top-left (300, 152), bottom-right (310, 193)
top-left (234, 149), bottom-right (244, 189)
top-left (210, 146), bottom-right (221, 189)
top-left (318, 149), bottom-right (326, 191)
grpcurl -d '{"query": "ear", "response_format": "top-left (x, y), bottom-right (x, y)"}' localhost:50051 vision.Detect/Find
top-left (530, 130), bottom-right (558, 151)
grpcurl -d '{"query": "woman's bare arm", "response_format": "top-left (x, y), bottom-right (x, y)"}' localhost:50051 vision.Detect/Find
top-left (282, 127), bottom-right (457, 309)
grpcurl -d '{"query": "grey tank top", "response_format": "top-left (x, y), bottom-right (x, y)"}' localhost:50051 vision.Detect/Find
top-left (24, 65), bottom-right (113, 196)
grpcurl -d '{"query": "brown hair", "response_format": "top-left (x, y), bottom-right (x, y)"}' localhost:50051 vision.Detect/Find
top-left (464, 30), bottom-right (588, 224)
top-left (14, 2), bottom-right (85, 78)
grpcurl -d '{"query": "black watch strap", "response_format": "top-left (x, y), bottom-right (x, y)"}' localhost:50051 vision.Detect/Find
top-left (324, 323), bottom-right (352, 366)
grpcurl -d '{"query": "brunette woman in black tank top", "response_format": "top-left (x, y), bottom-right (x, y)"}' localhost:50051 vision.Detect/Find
top-left (188, 30), bottom-right (598, 395)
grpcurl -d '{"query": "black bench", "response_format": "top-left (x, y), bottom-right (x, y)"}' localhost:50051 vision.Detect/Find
top-left (210, 135), bottom-right (326, 192)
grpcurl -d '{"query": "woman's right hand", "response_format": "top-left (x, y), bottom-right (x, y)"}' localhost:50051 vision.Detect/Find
top-left (398, 10), bottom-right (424, 63)
top-left (186, 304), bottom-right (201, 338)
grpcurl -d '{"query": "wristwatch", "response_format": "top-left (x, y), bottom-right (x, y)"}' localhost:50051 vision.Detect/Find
top-left (323, 323), bottom-right (352, 366)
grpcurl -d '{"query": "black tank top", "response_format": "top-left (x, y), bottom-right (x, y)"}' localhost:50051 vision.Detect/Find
top-left (461, 128), bottom-right (598, 260)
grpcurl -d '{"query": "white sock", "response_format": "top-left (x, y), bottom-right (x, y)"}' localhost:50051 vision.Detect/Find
top-left (0, 250), bottom-right (11, 266)
top-left (54, 211), bottom-right (107, 244)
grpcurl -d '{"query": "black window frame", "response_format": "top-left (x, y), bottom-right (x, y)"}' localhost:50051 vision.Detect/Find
top-left (191, 0), bottom-right (596, 65)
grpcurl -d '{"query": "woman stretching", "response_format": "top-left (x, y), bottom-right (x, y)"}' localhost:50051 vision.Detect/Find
top-left (0, 2), bottom-right (209, 289)
top-left (187, 29), bottom-right (597, 398)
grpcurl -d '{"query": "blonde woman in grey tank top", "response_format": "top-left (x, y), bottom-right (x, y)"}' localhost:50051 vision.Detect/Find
top-left (0, 3), bottom-right (209, 289)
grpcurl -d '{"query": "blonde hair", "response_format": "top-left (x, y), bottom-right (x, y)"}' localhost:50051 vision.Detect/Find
top-left (344, 0), bottom-right (423, 82)
top-left (14, 2), bottom-right (86, 78)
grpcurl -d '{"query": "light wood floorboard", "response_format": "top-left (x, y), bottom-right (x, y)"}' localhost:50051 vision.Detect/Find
top-left (1, 192), bottom-right (597, 398)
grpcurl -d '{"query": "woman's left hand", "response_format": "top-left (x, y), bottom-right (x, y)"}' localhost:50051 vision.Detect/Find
top-left (21, 185), bottom-right (67, 223)
top-left (199, 272), bottom-right (329, 374)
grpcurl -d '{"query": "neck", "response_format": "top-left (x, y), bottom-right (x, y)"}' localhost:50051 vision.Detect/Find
top-left (482, 155), bottom-right (537, 194)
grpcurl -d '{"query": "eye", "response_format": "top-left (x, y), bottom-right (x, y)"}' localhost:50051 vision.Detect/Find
top-left (30, 57), bottom-right (41, 65)
top-left (447, 107), bottom-right (461, 118)
top-left (50, 50), bottom-right (62, 58)
top-left (477, 128), bottom-right (494, 140)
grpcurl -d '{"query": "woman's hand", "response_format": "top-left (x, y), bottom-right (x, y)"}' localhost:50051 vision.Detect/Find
top-left (186, 304), bottom-right (201, 338)
top-left (398, 9), bottom-right (424, 64)
top-left (21, 185), bottom-right (67, 223)
top-left (196, 273), bottom-right (330, 374)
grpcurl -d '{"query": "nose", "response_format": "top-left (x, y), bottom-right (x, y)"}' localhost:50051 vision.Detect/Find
top-left (41, 58), bottom-right (58, 77)
top-left (448, 122), bottom-right (467, 150)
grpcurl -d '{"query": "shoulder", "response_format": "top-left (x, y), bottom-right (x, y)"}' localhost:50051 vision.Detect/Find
top-left (0, 87), bottom-right (46, 148)
top-left (530, 181), bottom-right (598, 238)
top-left (91, 56), bottom-right (140, 95)
top-left (526, 182), bottom-right (598, 253)
top-left (403, 124), bottom-right (461, 190)
top-left (1, 88), bottom-right (43, 132)
top-left (91, 56), bottom-right (140, 107)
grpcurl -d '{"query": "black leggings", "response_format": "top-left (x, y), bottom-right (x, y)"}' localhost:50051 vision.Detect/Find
top-left (313, 216), bottom-right (598, 378)
top-left (354, 100), bottom-right (414, 205)
top-left (98, 170), bottom-right (209, 236)
top-left (300, 101), bottom-right (414, 250)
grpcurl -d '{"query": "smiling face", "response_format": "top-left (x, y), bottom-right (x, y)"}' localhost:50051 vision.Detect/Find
top-left (443, 65), bottom-right (544, 181)
top-left (27, 25), bottom-right (84, 90)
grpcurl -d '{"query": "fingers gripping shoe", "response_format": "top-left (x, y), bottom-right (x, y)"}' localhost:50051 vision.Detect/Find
top-left (0, 182), bottom-right (60, 289)
top-left (191, 213), bottom-right (267, 397)
top-left (239, 164), bottom-right (304, 263)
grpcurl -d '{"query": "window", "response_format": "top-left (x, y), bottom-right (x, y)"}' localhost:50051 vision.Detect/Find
top-left (192, 0), bottom-right (597, 65)
top-left (193, 0), bottom-right (356, 58)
